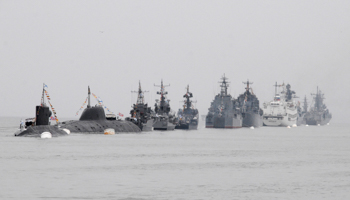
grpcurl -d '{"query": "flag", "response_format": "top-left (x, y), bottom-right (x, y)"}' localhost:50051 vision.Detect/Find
top-left (44, 84), bottom-right (48, 88)
top-left (118, 113), bottom-right (124, 117)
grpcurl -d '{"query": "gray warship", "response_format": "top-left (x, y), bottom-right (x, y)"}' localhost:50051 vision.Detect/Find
top-left (237, 80), bottom-right (263, 127)
top-left (304, 87), bottom-right (332, 125)
top-left (175, 85), bottom-right (199, 130)
top-left (206, 74), bottom-right (242, 128)
top-left (296, 96), bottom-right (308, 125)
top-left (61, 86), bottom-right (141, 133)
top-left (125, 81), bottom-right (154, 131)
top-left (153, 80), bottom-right (177, 130)
top-left (15, 84), bottom-right (68, 137)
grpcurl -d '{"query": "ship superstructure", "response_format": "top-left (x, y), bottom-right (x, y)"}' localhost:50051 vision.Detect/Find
top-left (206, 74), bottom-right (242, 128)
top-left (175, 85), bottom-right (199, 130)
top-left (237, 80), bottom-right (263, 127)
top-left (153, 80), bottom-right (177, 130)
top-left (126, 81), bottom-right (154, 131)
top-left (262, 83), bottom-right (299, 127)
top-left (304, 87), bottom-right (332, 125)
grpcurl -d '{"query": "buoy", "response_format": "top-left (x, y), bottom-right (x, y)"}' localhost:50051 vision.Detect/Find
top-left (250, 126), bottom-right (254, 129)
top-left (104, 128), bottom-right (115, 135)
top-left (287, 126), bottom-right (291, 128)
top-left (41, 132), bottom-right (52, 139)
top-left (62, 128), bottom-right (70, 134)
top-left (327, 123), bottom-right (330, 125)
top-left (292, 124), bottom-right (297, 128)
top-left (306, 124), bottom-right (309, 127)
top-left (317, 124), bottom-right (320, 126)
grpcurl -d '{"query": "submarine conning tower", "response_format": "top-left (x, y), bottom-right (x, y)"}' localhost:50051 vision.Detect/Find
top-left (35, 84), bottom-right (52, 126)
top-left (79, 86), bottom-right (106, 121)
top-left (35, 105), bottom-right (52, 125)
top-left (79, 106), bottom-right (106, 121)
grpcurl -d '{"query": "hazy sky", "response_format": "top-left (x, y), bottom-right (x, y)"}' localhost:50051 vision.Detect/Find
top-left (1, 0), bottom-right (349, 123)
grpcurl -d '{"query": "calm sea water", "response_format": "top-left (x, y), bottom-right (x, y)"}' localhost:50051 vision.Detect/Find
top-left (0, 117), bottom-right (349, 199)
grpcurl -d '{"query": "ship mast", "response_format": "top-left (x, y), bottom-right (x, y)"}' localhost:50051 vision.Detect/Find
top-left (87, 86), bottom-right (91, 108)
top-left (273, 82), bottom-right (278, 97)
top-left (154, 79), bottom-right (170, 113)
top-left (243, 79), bottom-right (253, 96)
top-left (311, 86), bottom-right (325, 111)
top-left (219, 74), bottom-right (230, 96)
top-left (41, 83), bottom-right (45, 106)
top-left (303, 95), bottom-right (308, 112)
top-left (132, 81), bottom-right (149, 105)
top-left (183, 85), bottom-right (193, 110)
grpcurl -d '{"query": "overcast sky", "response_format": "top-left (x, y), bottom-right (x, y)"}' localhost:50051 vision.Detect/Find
top-left (1, 0), bottom-right (349, 123)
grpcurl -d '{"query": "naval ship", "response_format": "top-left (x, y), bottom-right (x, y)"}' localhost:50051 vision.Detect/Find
top-left (304, 87), bottom-right (332, 125)
top-left (206, 74), bottom-right (242, 128)
top-left (125, 81), bottom-right (154, 131)
top-left (296, 96), bottom-right (308, 125)
top-left (152, 80), bottom-right (177, 130)
top-left (15, 84), bottom-right (68, 137)
top-left (237, 80), bottom-right (263, 127)
top-left (175, 85), bottom-right (199, 130)
top-left (262, 83), bottom-right (299, 127)
top-left (61, 86), bottom-right (141, 133)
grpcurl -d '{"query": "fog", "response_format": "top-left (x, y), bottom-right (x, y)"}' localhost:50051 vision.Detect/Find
top-left (1, 1), bottom-right (349, 123)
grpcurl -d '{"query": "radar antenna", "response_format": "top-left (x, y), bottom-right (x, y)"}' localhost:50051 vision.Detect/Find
top-left (219, 74), bottom-right (230, 96)
top-left (132, 81), bottom-right (149, 105)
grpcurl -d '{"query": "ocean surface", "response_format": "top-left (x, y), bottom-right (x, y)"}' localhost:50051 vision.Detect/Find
top-left (0, 117), bottom-right (349, 200)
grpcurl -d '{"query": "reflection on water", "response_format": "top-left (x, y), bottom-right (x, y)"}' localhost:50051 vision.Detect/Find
top-left (1, 117), bottom-right (349, 199)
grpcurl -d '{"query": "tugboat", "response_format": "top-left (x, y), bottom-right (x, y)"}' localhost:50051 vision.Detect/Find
top-left (152, 80), bottom-right (177, 130)
top-left (15, 84), bottom-right (68, 137)
top-left (206, 74), bottom-right (242, 128)
top-left (304, 87), bottom-right (332, 125)
top-left (61, 86), bottom-right (141, 133)
top-left (262, 83), bottom-right (299, 127)
top-left (175, 85), bottom-right (199, 130)
top-left (125, 81), bottom-right (154, 131)
top-left (237, 80), bottom-right (263, 127)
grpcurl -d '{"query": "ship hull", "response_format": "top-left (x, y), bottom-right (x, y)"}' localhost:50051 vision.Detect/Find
top-left (205, 115), bottom-right (214, 128)
top-left (61, 120), bottom-right (141, 133)
top-left (296, 113), bottom-right (306, 126)
top-left (212, 116), bottom-right (242, 128)
top-left (175, 120), bottom-right (198, 130)
top-left (14, 125), bottom-right (68, 137)
top-left (305, 117), bottom-right (331, 125)
top-left (242, 112), bottom-right (263, 127)
top-left (153, 120), bottom-right (176, 130)
top-left (141, 119), bottom-right (154, 131)
top-left (263, 115), bottom-right (298, 127)
top-left (305, 112), bottom-right (332, 125)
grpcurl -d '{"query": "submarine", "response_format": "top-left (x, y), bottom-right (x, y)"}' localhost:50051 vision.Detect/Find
top-left (60, 86), bottom-right (141, 133)
top-left (15, 84), bottom-right (69, 137)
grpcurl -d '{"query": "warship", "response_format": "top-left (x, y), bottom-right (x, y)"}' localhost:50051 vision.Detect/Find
top-left (262, 83), bottom-right (299, 127)
top-left (175, 85), bottom-right (199, 130)
top-left (152, 80), bottom-right (177, 130)
top-left (237, 80), bottom-right (263, 127)
top-left (125, 81), bottom-right (154, 131)
top-left (206, 74), bottom-right (242, 128)
top-left (61, 86), bottom-right (141, 133)
top-left (296, 96), bottom-right (308, 125)
top-left (15, 84), bottom-right (68, 137)
top-left (304, 87), bottom-right (332, 125)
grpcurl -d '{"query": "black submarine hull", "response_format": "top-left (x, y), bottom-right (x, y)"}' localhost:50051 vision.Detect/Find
top-left (15, 125), bottom-right (68, 137)
top-left (60, 119), bottom-right (141, 133)
top-left (60, 106), bottom-right (141, 133)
